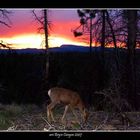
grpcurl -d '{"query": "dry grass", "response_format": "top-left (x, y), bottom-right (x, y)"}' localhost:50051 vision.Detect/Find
top-left (0, 104), bottom-right (140, 131)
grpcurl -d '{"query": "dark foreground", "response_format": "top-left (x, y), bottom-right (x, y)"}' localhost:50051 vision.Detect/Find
top-left (0, 104), bottom-right (140, 131)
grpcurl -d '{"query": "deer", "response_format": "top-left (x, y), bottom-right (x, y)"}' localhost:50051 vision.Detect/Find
top-left (47, 87), bottom-right (89, 124)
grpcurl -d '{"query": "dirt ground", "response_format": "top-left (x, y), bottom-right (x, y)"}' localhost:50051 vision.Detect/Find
top-left (1, 105), bottom-right (140, 132)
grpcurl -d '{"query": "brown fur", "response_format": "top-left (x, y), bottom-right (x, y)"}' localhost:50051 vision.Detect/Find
top-left (47, 87), bottom-right (89, 123)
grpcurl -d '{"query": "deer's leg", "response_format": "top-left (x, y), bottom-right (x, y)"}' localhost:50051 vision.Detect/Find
top-left (69, 105), bottom-right (80, 124)
top-left (47, 102), bottom-right (57, 122)
top-left (61, 105), bottom-right (69, 123)
top-left (47, 105), bottom-right (51, 122)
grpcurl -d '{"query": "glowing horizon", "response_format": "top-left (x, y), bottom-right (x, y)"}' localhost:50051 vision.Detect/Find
top-left (0, 9), bottom-right (90, 49)
top-left (0, 9), bottom-right (127, 50)
top-left (0, 34), bottom-right (89, 49)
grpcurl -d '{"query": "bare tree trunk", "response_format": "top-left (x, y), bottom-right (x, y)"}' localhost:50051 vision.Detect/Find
top-left (105, 10), bottom-right (120, 71)
top-left (44, 9), bottom-right (49, 50)
top-left (43, 9), bottom-right (49, 80)
top-left (89, 17), bottom-right (92, 53)
top-left (126, 10), bottom-right (137, 110)
top-left (101, 10), bottom-right (106, 87)
top-left (101, 10), bottom-right (105, 59)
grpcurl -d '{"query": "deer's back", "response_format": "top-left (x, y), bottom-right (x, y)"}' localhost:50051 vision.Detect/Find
top-left (48, 87), bottom-right (81, 106)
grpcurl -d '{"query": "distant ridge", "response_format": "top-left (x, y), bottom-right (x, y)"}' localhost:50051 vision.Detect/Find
top-left (48, 45), bottom-right (104, 52)
top-left (0, 44), bottom-right (119, 54)
top-left (60, 44), bottom-right (86, 48)
top-left (0, 48), bottom-right (45, 54)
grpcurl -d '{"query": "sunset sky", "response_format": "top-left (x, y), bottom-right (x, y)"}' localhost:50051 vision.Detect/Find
top-left (0, 9), bottom-right (89, 49)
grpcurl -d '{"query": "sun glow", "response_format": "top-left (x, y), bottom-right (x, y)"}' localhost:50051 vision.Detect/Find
top-left (0, 34), bottom-right (43, 49)
top-left (49, 36), bottom-right (88, 47)
top-left (0, 34), bottom-right (88, 49)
